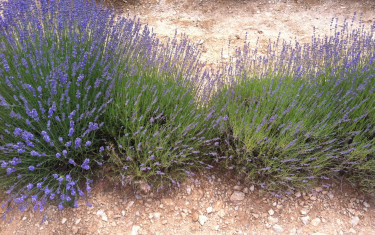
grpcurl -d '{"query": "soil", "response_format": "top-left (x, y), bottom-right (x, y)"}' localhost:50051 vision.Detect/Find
top-left (1, 0), bottom-right (375, 234)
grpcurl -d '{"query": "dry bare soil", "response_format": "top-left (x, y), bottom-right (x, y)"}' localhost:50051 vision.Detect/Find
top-left (1, 0), bottom-right (375, 235)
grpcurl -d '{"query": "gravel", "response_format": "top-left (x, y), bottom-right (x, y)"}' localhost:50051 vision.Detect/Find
top-left (230, 191), bottom-right (245, 201)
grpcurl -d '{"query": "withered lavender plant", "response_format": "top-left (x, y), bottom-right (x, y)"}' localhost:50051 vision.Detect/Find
top-left (212, 14), bottom-right (375, 195)
top-left (0, 0), bottom-right (154, 219)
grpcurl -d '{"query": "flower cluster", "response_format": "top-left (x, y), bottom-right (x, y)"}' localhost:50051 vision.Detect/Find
top-left (105, 70), bottom-right (221, 190)
top-left (0, 0), bottom-right (135, 219)
top-left (212, 14), bottom-right (375, 194)
top-left (1, 0), bottom-right (374, 223)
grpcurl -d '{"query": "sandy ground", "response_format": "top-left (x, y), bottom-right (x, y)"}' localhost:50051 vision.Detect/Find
top-left (107, 0), bottom-right (375, 66)
top-left (1, 0), bottom-right (375, 234)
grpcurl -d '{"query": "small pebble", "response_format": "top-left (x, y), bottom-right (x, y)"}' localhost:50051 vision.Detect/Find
top-left (268, 209), bottom-right (275, 216)
top-left (198, 215), bottom-right (208, 226)
top-left (311, 218), bottom-right (321, 227)
top-left (350, 216), bottom-right (360, 227)
top-left (230, 191), bottom-right (245, 201)
top-left (300, 216), bottom-right (310, 225)
top-left (131, 225), bottom-right (140, 235)
top-left (300, 208), bottom-right (309, 215)
top-left (272, 224), bottom-right (284, 233)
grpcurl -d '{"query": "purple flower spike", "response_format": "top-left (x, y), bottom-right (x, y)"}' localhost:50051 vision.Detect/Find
top-left (74, 138), bottom-right (82, 149)
top-left (68, 159), bottom-right (76, 166)
top-left (28, 166), bottom-right (35, 171)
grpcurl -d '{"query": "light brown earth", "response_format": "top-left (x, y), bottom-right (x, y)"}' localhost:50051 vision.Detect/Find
top-left (1, 0), bottom-right (375, 234)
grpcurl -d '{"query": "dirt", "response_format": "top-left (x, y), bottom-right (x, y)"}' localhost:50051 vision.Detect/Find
top-left (1, 0), bottom-right (375, 234)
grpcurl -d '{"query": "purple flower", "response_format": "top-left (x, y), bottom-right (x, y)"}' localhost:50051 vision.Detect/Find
top-left (6, 167), bottom-right (15, 175)
top-left (31, 195), bottom-right (38, 203)
top-left (58, 177), bottom-right (64, 184)
top-left (68, 128), bottom-right (74, 136)
top-left (99, 146), bottom-right (104, 152)
top-left (29, 165), bottom-right (35, 171)
top-left (62, 150), bottom-right (68, 156)
top-left (27, 183), bottom-right (33, 191)
top-left (65, 141), bottom-right (72, 147)
top-left (74, 138), bottom-right (81, 149)
top-left (85, 141), bottom-right (92, 147)
top-left (68, 110), bottom-right (76, 119)
top-left (56, 153), bottom-right (61, 158)
top-left (13, 128), bottom-right (23, 137)
top-left (44, 187), bottom-right (51, 195)
top-left (68, 159), bottom-right (76, 166)
top-left (1, 161), bottom-right (8, 168)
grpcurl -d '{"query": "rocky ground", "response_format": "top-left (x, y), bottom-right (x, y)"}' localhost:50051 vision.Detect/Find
top-left (1, 0), bottom-right (375, 234)
top-left (1, 169), bottom-right (375, 235)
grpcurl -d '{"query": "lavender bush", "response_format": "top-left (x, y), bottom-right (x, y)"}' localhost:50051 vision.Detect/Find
top-left (212, 15), bottom-right (375, 195)
top-left (104, 48), bottom-right (222, 191)
top-left (0, 0), bottom-right (159, 219)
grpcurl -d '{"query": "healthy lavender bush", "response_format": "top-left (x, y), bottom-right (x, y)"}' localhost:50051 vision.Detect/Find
top-left (212, 15), bottom-right (375, 195)
top-left (0, 0), bottom-right (151, 219)
top-left (105, 57), bottom-right (222, 191)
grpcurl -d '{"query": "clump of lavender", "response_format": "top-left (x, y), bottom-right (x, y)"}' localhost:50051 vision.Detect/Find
top-left (105, 67), bottom-right (222, 191)
top-left (0, 0), bottom-right (148, 219)
top-left (212, 14), bottom-right (375, 195)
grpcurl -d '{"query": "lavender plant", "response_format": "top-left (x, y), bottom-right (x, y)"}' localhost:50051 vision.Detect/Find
top-left (105, 60), bottom-right (222, 191)
top-left (212, 15), bottom-right (375, 195)
top-left (0, 0), bottom-right (152, 218)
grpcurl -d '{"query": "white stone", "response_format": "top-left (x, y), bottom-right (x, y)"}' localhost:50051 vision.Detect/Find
top-left (311, 218), bottom-right (321, 227)
top-left (295, 192), bottom-right (301, 198)
top-left (97, 210), bottom-right (108, 222)
top-left (154, 212), bottom-right (161, 220)
top-left (75, 219), bottom-right (81, 225)
top-left (273, 224), bottom-right (284, 233)
top-left (350, 216), bottom-right (360, 227)
top-left (300, 208), bottom-right (309, 215)
top-left (363, 201), bottom-right (370, 208)
top-left (249, 185), bottom-right (255, 192)
top-left (101, 213), bottom-right (108, 222)
top-left (131, 225), bottom-right (140, 235)
top-left (268, 216), bottom-right (279, 224)
top-left (206, 207), bottom-right (213, 214)
top-left (198, 215), bottom-right (208, 225)
top-left (61, 218), bottom-right (67, 224)
top-left (218, 209), bottom-right (225, 218)
top-left (230, 191), bottom-right (245, 201)
top-left (300, 216), bottom-right (310, 225)
top-left (268, 209), bottom-right (275, 216)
